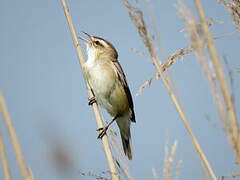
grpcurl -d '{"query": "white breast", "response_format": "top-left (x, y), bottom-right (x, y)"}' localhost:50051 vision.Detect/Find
top-left (84, 57), bottom-right (117, 114)
top-left (85, 46), bottom-right (96, 68)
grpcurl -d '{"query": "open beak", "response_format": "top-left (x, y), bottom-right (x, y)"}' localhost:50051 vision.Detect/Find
top-left (78, 31), bottom-right (93, 45)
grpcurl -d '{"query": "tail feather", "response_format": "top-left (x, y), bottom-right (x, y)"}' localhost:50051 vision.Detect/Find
top-left (120, 131), bottom-right (132, 160)
top-left (116, 115), bottom-right (133, 160)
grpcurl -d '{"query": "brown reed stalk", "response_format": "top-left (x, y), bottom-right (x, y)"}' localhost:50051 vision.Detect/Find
top-left (0, 129), bottom-right (11, 180)
top-left (0, 92), bottom-right (32, 180)
top-left (60, 1), bottom-right (119, 179)
top-left (194, 0), bottom-right (240, 162)
top-left (122, 0), bottom-right (217, 179)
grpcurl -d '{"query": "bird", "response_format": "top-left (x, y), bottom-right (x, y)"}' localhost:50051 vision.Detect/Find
top-left (79, 32), bottom-right (136, 160)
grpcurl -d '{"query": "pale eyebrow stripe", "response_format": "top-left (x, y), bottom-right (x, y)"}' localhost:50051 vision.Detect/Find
top-left (99, 39), bottom-right (108, 47)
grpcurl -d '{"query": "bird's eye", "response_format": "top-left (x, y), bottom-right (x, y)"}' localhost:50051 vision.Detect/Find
top-left (94, 41), bottom-right (100, 45)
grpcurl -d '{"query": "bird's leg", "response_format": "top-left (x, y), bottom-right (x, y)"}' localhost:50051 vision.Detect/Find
top-left (97, 115), bottom-right (119, 139)
top-left (88, 96), bottom-right (96, 106)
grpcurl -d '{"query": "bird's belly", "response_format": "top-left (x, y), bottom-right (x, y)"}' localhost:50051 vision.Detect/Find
top-left (87, 65), bottom-right (115, 97)
top-left (85, 63), bottom-right (129, 117)
top-left (86, 64), bottom-right (116, 115)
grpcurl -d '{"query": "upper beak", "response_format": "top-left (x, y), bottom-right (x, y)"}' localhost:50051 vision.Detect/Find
top-left (78, 31), bottom-right (93, 45)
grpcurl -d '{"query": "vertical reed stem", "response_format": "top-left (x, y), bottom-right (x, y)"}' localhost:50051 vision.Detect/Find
top-left (60, 1), bottom-right (119, 179)
top-left (0, 130), bottom-right (11, 180)
top-left (194, 0), bottom-right (240, 161)
top-left (122, 1), bottom-right (217, 179)
top-left (0, 92), bottom-right (28, 179)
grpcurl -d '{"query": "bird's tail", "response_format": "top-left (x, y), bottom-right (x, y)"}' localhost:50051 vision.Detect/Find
top-left (116, 115), bottom-right (133, 160)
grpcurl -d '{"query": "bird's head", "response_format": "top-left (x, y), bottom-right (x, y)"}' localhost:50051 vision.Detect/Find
top-left (79, 32), bottom-right (118, 60)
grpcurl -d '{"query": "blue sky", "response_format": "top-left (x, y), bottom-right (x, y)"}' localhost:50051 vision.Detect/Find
top-left (0, 0), bottom-right (239, 180)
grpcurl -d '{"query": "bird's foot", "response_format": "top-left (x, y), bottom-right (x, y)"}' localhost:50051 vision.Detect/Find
top-left (96, 115), bottom-right (118, 139)
top-left (88, 96), bottom-right (96, 106)
top-left (97, 126), bottom-right (108, 139)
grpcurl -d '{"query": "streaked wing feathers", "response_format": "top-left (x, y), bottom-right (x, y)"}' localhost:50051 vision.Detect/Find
top-left (112, 60), bottom-right (136, 123)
